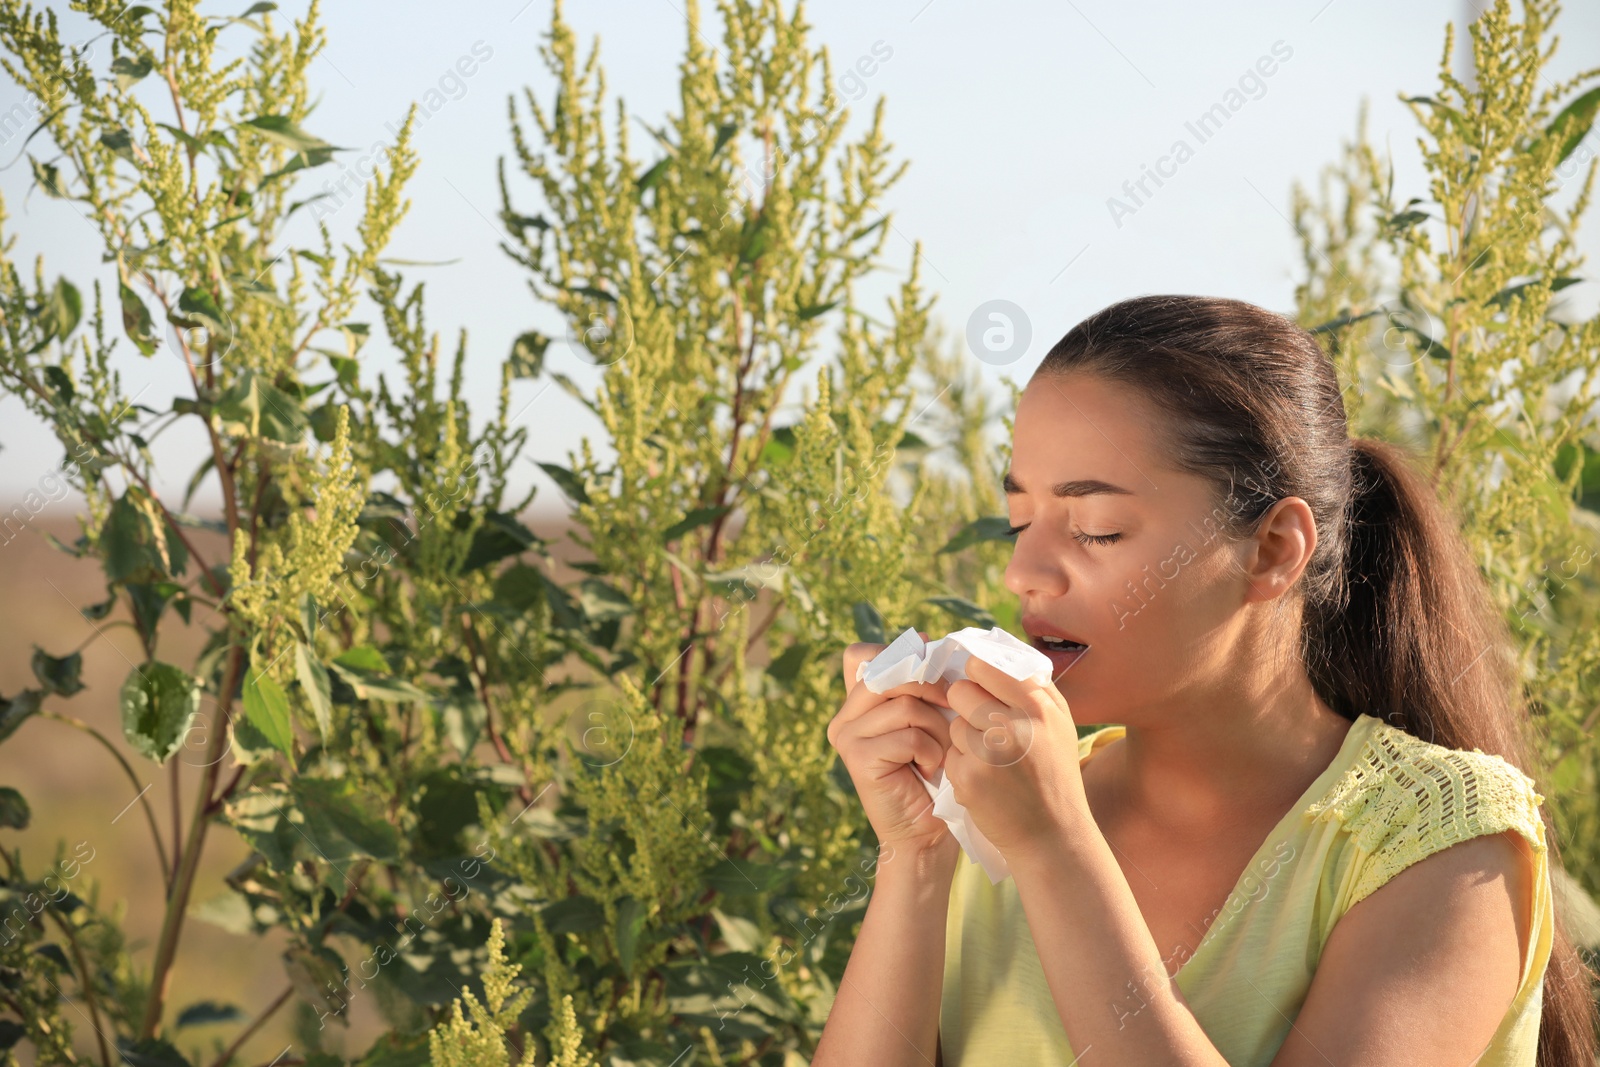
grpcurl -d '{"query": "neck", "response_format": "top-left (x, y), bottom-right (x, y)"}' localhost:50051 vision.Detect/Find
top-left (1104, 668), bottom-right (1356, 838)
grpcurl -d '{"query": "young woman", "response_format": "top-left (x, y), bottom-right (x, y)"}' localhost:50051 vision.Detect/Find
top-left (816, 295), bottom-right (1597, 1066)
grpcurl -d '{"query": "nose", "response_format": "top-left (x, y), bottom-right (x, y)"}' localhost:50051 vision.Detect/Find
top-left (1003, 531), bottom-right (1071, 600)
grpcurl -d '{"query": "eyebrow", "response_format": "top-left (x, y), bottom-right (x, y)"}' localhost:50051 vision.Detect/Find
top-left (1001, 472), bottom-right (1135, 498)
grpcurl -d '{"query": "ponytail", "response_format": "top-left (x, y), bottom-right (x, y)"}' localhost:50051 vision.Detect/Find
top-left (1315, 436), bottom-right (1598, 1066)
top-left (1039, 295), bottom-right (1598, 1066)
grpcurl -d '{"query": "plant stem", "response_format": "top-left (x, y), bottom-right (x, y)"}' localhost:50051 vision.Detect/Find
top-left (41, 712), bottom-right (171, 892)
top-left (206, 985), bottom-right (292, 1067)
top-left (169, 758), bottom-right (182, 892)
top-left (52, 911), bottom-right (113, 1067)
top-left (138, 642), bottom-right (246, 1039)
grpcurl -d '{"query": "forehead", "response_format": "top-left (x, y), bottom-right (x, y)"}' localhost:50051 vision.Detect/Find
top-left (1011, 373), bottom-right (1169, 494)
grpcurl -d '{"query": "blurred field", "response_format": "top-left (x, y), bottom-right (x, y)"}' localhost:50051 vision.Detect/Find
top-left (0, 507), bottom-right (584, 1066)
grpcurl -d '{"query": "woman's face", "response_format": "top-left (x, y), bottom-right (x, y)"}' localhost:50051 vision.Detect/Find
top-left (1004, 371), bottom-right (1288, 722)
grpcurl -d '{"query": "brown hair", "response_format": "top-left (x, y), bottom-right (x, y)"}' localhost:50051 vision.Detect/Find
top-left (1035, 293), bottom-right (1597, 1065)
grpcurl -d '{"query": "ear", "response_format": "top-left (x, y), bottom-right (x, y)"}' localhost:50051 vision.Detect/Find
top-left (1239, 495), bottom-right (1318, 604)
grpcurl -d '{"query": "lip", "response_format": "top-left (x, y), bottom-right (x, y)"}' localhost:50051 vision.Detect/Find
top-left (1020, 614), bottom-right (1090, 648)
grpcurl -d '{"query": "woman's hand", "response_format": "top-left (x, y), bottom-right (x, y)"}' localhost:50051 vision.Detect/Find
top-left (943, 655), bottom-right (1093, 863)
top-left (829, 636), bottom-right (960, 862)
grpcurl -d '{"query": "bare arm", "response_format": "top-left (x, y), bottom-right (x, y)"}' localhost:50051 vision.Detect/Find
top-left (812, 840), bottom-right (959, 1067)
top-left (1270, 830), bottom-right (1532, 1065)
top-left (1007, 825), bottom-right (1232, 1066)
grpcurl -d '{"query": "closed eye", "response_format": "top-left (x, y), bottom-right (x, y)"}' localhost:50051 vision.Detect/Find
top-left (1004, 523), bottom-right (1123, 547)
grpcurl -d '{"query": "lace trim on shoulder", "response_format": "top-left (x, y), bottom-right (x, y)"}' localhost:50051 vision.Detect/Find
top-left (1305, 721), bottom-right (1547, 907)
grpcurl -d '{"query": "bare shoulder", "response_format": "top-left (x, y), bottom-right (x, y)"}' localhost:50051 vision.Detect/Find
top-left (1269, 829), bottom-right (1535, 1066)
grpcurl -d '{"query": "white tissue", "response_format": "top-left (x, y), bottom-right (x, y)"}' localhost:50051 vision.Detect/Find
top-left (854, 626), bottom-right (1056, 884)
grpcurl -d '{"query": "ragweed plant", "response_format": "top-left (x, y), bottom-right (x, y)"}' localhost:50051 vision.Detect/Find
top-left (1289, 0), bottom-right (1600, 890)
top-left (0, 2), bottom-right (569, 1065)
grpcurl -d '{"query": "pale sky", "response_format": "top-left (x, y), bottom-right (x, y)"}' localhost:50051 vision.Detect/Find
top-left (2, 0), bottom-right (1597, 509)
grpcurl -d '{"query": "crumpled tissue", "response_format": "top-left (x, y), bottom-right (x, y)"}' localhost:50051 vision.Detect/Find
top-left (854, 626), bottom-right (1055, 884)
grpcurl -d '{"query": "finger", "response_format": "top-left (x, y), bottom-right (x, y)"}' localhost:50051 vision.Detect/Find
top-left (959, 655), bottom-right (1057, 719)
top-left (841, 642), bottom-right (886, 696)
top-left (945, 699), bottom-right (1035, 768)
top-left (847, 697), bottom-right (954, 748)
top-left (832, 674), bottom-right (954, 735)
top-left (830, 695), bottom-right (952, 754)
top-left (855, 727), bottom-right (948, 778)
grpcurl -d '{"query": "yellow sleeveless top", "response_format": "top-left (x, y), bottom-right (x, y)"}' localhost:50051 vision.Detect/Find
top-left (940, 713), bottom-right (1552, 1065)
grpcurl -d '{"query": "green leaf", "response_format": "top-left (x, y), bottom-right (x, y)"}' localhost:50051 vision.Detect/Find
top-left (214, 370), bottom-right (309, 443)
top-left (1403, 95), bottom-right (1469, 139)
top-left (1487, 275), bottom-right (1583, 309)
top-left (635, 158), bottom-right (670, 197)
top-left (924, 595), bottom-right (997, 627)
top-left (100, 126), bottom-right (138, 163)
top-left (434, 690), bottom-right (486, 756)
top-left (260, 145), bottom-right (337, 185)
top-left (508, 331), bottom-right (550, 378)
top-left (101, 492), bottom-right (173, 582)
top-left (662, 505), bottom-right (732, 544)
top-left (760, 425), bottom-right (797, 466)
top-left (238, 114), bottom-right (341, 153)
top-left (120, 662), bottom-right (201, 764)
top-left (707, 857), bottom-right (790, 895)
top-left (537, 462), bottom-right (591, 505)
top-left (46, 277), bottom-right (82, 340)
top-left (110, 54), bottom-right (154, 90)
top-left (240, 1), bottom-right (278, 15)
top-left (119, 283), bottom-right (158, 355)
top-left (567, 284), bottom-right (617, 304)
top-left (460, 511), bottom-right (540, 572)
top-left (294, 644), bottom-right (333, 741)
top-left (28, 155), bottom-right (66, 198)
top-left (0, 787), bottom-right (29, 829)
top-left (42, 364), bottom-right (74, 403)
top-left (852, 601), bottom-right (886, 644)
top-left (242, 666), bottom-right (294, 761)
top-left (174, 285), bottom-right (226, 331)
top-left (1538, 85), bottom-right (1600, 166)
top-left (797, 300), bottom-right (839, 321)
top-left (577, 578), bottom-right (633, 623)
top-left (0, 690), bottom-right (44, 744)
top-left (175, 1001), bottom-right (245, 1029)
top-left (1306, 308), bottom-right (1385, 335)
top-left (31, 647), bottom-right (84, 696)
top-left (293, 777), bottom-right (400, 860)
top-left (228, 273), bottom-right (288, 307)
top-left (492, 563), bottom-right (545, 613)
top-left (738, 214), bottom-right (771, 264)
top-left (711, 121), bottom-right (739, 157)
top-left (502, 211), bottom-right (550, 236)
top-left (938, 515), bottom-right (1017, 554)
top-left (765, 643), bottom-right (808, 686)
top-left (329, 648), bottom-right (426, 703)
top-left (616, 895), bottom-right (647, 972)
top-left (115, 1037), bottom-right (190, 1067)
top-left (1382, 209), bottom-right (1431, 234)
top-left (334, 645), bottom-right (388, 673)
top-left (541, 894), bottom-right (606, 935)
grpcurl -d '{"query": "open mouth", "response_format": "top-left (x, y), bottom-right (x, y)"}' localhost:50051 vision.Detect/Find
top-left (1034, 635), bottom-right (1088, 653)
top-left (1032, 635), bottom-right (1090, 672)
